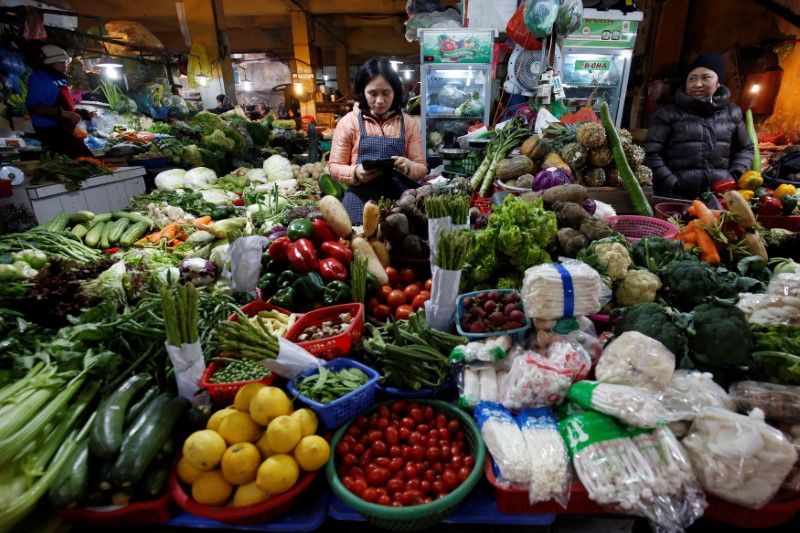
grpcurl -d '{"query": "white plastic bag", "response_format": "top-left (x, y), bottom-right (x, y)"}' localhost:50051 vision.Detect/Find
top-left (166, 341), bottom-right (209, 406)
top-left (229, 235), bottom-right (269, 294)
top-left (258, 337), bottom-right (323, 380)
top-left (426, 265), bottom-right (461, 331)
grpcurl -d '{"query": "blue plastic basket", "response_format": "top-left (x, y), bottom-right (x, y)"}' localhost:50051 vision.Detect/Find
top-left (287, 358), bottom-right (380, 429)
top-left (455, 289), bottom-right (531, 343)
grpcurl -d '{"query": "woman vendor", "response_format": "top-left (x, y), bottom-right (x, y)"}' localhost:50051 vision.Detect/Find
top-left (328, 57), bottom-right (426, 225)
top-left (25, 44), bottom-right (94, 159)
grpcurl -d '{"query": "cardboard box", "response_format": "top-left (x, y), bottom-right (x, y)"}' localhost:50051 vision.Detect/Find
top-left (587, 186), bottom-right (654, 215)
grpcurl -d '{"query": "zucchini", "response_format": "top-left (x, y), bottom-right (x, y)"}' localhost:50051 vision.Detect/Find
top-left (69, 210), bottom-right (96, 224)
top-left (156, 435), bottom-right (174, 461)
top-left (110, 394), bottom-right (189, 488)
top-left (98, 220), bottom-right (114, 249)
top-left (70, 223), bottom-right (90, 240)
top-left (48, 438), bottom-right (91, 509)
top-left (48, 211), bottom-right (71, 233)
top-left (119, 220), bottom-right (151, 247)
top-left (124, 385), bottom-right (159, 427)
top-left (88, 213), bottom-right (114, 227)
top-left (599, 101), bottom-right (653, 217)
top-left (140, 460), bottom-right (170, 498)
top-left (90, 374), bottom-right (153, 459)
top-left (97, 459), bottom-right (115, 491)
top-left (84, 221), bottom-right (106, 248)
top-left (108, 218), bottom-right (130, 244)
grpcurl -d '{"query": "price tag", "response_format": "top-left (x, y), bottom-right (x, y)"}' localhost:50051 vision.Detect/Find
top-left (552, 74), bottom-right (566, 100)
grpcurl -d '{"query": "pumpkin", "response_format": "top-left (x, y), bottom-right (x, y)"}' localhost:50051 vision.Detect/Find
top-left (520, 135), bottom-right (551, 162)
top-left (496, 155), bottom-right (535, 180)
top-left (532, 167), bottom-right (573, 191)
top-left (541, 152), bottom-right (572, 173)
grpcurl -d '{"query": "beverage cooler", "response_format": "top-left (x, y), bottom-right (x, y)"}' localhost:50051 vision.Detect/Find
top-left (559, 8), bottom-right (643, 127)
top-left (419, 29), bottom-right (495, 158)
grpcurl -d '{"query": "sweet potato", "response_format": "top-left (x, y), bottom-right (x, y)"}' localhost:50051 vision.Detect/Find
top-left (542, 184), bottom-right (589, 207)
top-left (558, 227), bottom-right (589, 258)
top-left (319, 196), bottom-right (353, 238)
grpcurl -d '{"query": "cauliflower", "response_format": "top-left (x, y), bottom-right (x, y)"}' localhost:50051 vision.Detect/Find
top-left (595, 331), bottom-right (675, 391)
top-left (595, 242), bottom-right (631, 280)
top-left (615, 269), bottom-right (662, 306)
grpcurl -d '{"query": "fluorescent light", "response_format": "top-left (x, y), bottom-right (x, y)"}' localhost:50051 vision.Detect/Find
top-left (97, 55), bottom-right (123, 68)
top-left (323, 74), bottom-right (329, 81)
top-left (240, 79), bottom-right (253, 91)
top-left (105, 67), bottom-right (120, 79)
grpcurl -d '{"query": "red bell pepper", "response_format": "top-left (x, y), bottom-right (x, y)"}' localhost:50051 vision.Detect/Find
top-left (319, 241), bottom-right (353, 265)
top-left (757, 195), bottom-right (783, 216)
top-left (711, 179), bottom-right (738, 194)
top-left (287, 238), bottom-right (318, 273)
top-left (319, 257), bottom-right (348, 282)
top-left (268, 236), bottom-right (292, 263)
top-left (312, 218), bottom-right (338, 247)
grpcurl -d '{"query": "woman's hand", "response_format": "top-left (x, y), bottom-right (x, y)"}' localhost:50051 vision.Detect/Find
top-left (355, 164), bottom-right (381, 184)
top-left (392, 156), bottom-right (411, 175)
top-left (62, 111), bottom-right (81, 125)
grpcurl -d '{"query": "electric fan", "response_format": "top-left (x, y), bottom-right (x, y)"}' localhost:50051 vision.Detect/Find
top-left (503, 44), bottom-right (541, 96)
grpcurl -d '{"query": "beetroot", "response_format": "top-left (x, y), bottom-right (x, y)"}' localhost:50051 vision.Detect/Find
top-left (508, 309), bottom-right (525, 323)
top-left (462, 297), bottom-right (474, 309)
top-left (469, 306), bottom-right (486, 319)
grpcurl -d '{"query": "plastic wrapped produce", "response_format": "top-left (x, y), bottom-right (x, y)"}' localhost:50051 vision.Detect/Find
top-left (568, 381), bottom-right (682, 428)
top-left (516, 408), bottom-right (570, 507)
top-left (661, 370), bottom-right (735, 422)
top-left (595, 331), bottom-right (675, 391)
top-left (546, 336), bottom-right (592, 383)
top-left (437, 82), bottom-right (467, 108)
top-left (729, 381), bottom-right (800, 424)
top-left (475, 401), bottom-right (530, 487)
top-left (522, 260), bottom-right (606, 320)
top-left (501, 351), bottom-right (573, 409)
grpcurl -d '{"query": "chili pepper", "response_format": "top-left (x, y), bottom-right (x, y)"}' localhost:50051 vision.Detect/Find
top-left (781, 194), bottom-right (798, 215)
top-left (232, 198), bottom-right (245, 207)
top-left (258, 272), bottom-right (279, 299)
top-left (287, 218), bottom-right (315, 241)
top-left (737, 189), bottom-right (755, 201)
top-left (757, 195), bottom-right (783, 216)
top-left (287, 238), bottom-right (318, 273)
top-left (312, 218), bottom-right (338, 247)
top-left (102, 247), bottom-right (121, 254)
top-left (711, 179), bottom-right (738, 194)
top-left (268, 236), bottom-right (292, 263)
top-left (271, 286), bottom-right (298, 312)
top-left (773, 183), bottom-right (797, 199)
top-left (754, 187), bottom-right (774, 198)
top-left (323, 280), bottom-right (352, 306)
top-left (738, 171), bottom-right (764, 190)
top-left (277, 270), bottom-right (299, 289)
top-left (319, 241), bottom-right (353, 265)
top-left (319, 257), bottom-right (348, 282)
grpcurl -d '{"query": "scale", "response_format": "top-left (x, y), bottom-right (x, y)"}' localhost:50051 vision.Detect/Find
top-left (439, 148), bottom-right (479, 178)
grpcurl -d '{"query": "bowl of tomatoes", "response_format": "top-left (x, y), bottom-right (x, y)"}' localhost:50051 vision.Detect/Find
top-left (326, 399), bottom-right (485, 531)
top-left (367, 267), bottom-right (432, 323)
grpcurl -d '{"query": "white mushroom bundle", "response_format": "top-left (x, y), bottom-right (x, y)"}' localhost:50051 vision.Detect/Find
top-left (595, 331), bottom-right (675, 392)
top-left (521, 261), bottom-right (604, 320)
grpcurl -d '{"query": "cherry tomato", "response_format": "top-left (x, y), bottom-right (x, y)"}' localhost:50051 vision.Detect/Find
top-left (425, 447), bottom-right (441, 463)
top-left (391, 400), bottom-right (406, 414)
top-left (387, 289), bottom-right (405, 309)
top-left (395, 304), bottom-right (413, 320)
top-left (424, 278), bottom-right (432, 291)
top-left (377, 417), bottom-right (389, 430)
top-left (409, 408), bottom-right (423, 424)
top-left (438, 428), bottom-right (451, 441)
top-left (389, 457), bottom-right (404, 472)
top-left (372, 440), bottom-right (388, 456)
top-left (416, 424), bottom-right (430, 435)
top-left (442, 468), bottom-right (459, 490)
top-left (408, 431), bottom-right (423, 446)
top-left (411, 293), bottom-right (429, 311)
top-left (389, 445), bottom-right (403, 458)
top-left (385, 426), bottom-right (399, 446)
top-left (450, 453), bottom-right (463, 469)
top-left (463, 455), bottom-right (475, 468)
top-left (458, 466), bottom-right (472, 482)
top-left (419, 289), bottom-right (431, 298)
top-left (410, 444), bottom-right (425, 462)
top-left (386, 478), bottom-right (404, 494)
top-left (347, 425), bottom-right (361, 437)
top-left (366, 296), bottom-right (380, 313)
top-left (335, 441), bottom-right (350, 455)
top-left (373, 304), bottom-right (392, 321)
top-left (440, 445), bottom-right (452, 463)
top-left (378, 405), bottom-right (391, 419)
top-left (448, 420), bottom-right (461, 434)
top-left (377, 494), bottom-right (391, 506)
top-left (385, 266), bottom-right (400, 286)
top-left (400, 417), bottom-right (414, 429)
top-left (352, 477), bottom-right (368, 496)
top-left (435, 413), bottom-right (448, 429)
top-left (362, 487), bottom-right (378, 502)
top-left (342, 434), bottom-right (356, 445)
top-left (403, 284), bottom-right (421, 304)
top-left (431, 480), bottom-right (446, 494)
top-left (398, 426), bottom-right (411, 441)
top-left (367, 466), bottom-right (390, 486)
top-left (374, 457), bottom-right (391, 468)
top-left (399, 268), bottom-right (416, 285)
top-left (378, 285), bottom-right (392, 303)
top-left (404, 462), bottom-right (420, 479)
top-left (351, 443), bottom-right (365, 455)
top-left (350, 466), bottom-right (365, 479)
top-left (355, 416), bottom-right (369, 429)
top-left (342, 475), bottom-right (355, 492)
top-left (420, 479), bottom-right (431, 493)
top-left (342, 453), bottom-right (357, 467)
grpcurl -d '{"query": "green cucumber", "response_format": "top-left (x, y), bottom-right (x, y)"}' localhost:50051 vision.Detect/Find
top-left (48, 211), bottom-right (71, 233)
top-left (119, 220), bottom-right (151, 247)
top-left (110, 394), bottom-right (189, 488)
top-left (70, 223), bottom-right (90, 240)
top-left (88, 213), bottom-right (114, 227)
top-left (140, 460), bottom-right (170, 498)
top-left (69, 210), bottom-right (96, 224)
top-left (89, 374), bottom-right (153, 459)
top-left (84, 221), bottom-right (106, 248)
top-left (108, 218), bottom-right (130, 244)
top-left (745, 108), bottom-right (761, 173)
top-left (114, 211), bottom-right (155, 228)
top-left (98, 220), bottom-right (114, 249)
top-left (48, 438), bottom-right (91, 509)
top-left (599, 101), bottom-right (653, 217)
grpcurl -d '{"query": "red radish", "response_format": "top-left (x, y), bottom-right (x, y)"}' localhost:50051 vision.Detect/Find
top-left (483, 300), bottom-right (496, 313)
top-left (489, 312), bottom-right (505, 327)
top-left (470, 322), bottom-right (488, 333)
top-left (508, 310), bottom-right (525, 323)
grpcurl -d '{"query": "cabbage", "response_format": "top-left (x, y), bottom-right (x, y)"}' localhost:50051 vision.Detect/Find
top-left (154, 169), bottom-right (186, 191)
top-left (179, 257), bottom-right (217, 287)
top-left (201, 189), bottom-right (238, 205)
top-left (246, 168), bottom-right (268, 183)
top-left (209, 243), bottom-right (230, 271)
top-left (532, 167), bottom-right (573, 191)
top-left (263, 154), bottom-right (294, 182)
top-left (184, 167), bottom-right (218, 190)
top-left (438, 82), bottom-right (467, 108)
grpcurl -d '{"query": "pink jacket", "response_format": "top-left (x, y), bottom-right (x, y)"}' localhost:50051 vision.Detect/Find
top-left (328, 110), bottom-right (427, 185)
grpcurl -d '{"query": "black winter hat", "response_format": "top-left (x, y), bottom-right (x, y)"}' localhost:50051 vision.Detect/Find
top-left (688, 53), bottom-right (726, 81)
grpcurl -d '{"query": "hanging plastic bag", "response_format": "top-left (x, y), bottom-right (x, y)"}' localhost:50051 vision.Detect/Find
top-left (524, 0), bottom-right (559, 39)
top-left (506, 5), bottom-right (543, 51)
top-left (553, 0), bottom-right (584, 36)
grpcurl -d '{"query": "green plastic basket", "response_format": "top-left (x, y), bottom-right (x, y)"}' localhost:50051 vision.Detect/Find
top-left (326, 400), bottom-right (486, 532)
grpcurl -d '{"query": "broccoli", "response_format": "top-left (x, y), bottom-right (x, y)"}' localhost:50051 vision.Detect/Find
top-left (630, 236), bottom-right (692, 273)
top-left (614, 269), bottom-right (662, 306)
top-left (612, 302), bottom-right (691, 357)
top-left (660, 259), bottom-right (717, 310)
top-left (689, 302), bottom-right (753, 368)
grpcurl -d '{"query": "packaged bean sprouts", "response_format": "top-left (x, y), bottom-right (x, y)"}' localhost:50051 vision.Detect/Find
top-left (516, 408), bottom-right (571, 508)
top-left (568, 381), bottom-right (682, 428)
top-left (475, 401), bottom-right (530, 487)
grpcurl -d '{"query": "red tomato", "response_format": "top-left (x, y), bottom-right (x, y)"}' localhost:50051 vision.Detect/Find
top-left (424, 278), bottom-right (432, 291)
top-left (351, 443), bottom-right (365, 455)
top-left (335, 441), bottom-right (350, 455)
top-left (399, 268), bottom-right (416, 285)
top-left (458, 466), bottom-right (472, 482)
top-left (404, 462), bottom-right (419, 480)
top-left (385, 266), bottom-right (400, 286)
top-left (398, 426), bottom-right (411, 441)
top-left (416, 424), bottom-right (430, 435)
top-left (395, 305), bottom-right (413, 320)
top-left (373, 457), bottom-right (391, 469)
top-left (448, 420), bottom-right (461, 434)
top-left (442, 468), bottom-right (459, 490)
top-left (435, 413), bottom-right (448, 429)
top-left (366, 296), bottom-right (380, 313)
top-left (425, 447), bottom-right (441, 463)
top-left (385, 427), bottom-right (399, 446)
top-left (378, 285), bottom-right (392, 303)
top-left (377, 494), bottom-right (391, 506)
top-left (389, 457), bottom-right (404, 472)
top-left (409, 444), bottom-right (425, 462)
top-left (362, 487), bottom-right (378, 502)
top-left (372, 440), bottom-right (388, 456)
top-left (411, 293), bottom-right (429, 311)
top-left (419, 290), bottom-right (431, 298)
top-left (387, 290), bottom-right (405, 309)
top-left (386, 478), bottom-right (404, 494)
top-left (355, 416), bottom-right (369, 429)
top-left (373, 304), bottom-right (391, 321)
top-left (403, 284), bottom-right (421, 304)
top-left (463, 455), bottom-right (475, 468)
top-left (422, 406), bottom-right (434, 421)
top-left (367, 467), bottom-right (390, 486)
top-left (391, 400), bottom-right (406, 414)
top-left (352, 477), bottom-right (368, 496)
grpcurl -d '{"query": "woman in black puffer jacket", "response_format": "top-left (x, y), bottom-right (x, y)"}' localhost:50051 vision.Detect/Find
top-left (644, 53), bottom-right (754, 200)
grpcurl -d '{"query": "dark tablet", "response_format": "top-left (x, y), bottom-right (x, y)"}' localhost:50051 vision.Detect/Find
top-left (362, 158), bottom-right (396, 171)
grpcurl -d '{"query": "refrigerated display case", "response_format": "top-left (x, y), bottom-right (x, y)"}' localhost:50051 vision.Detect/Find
top-left (419, 29), bottom-right (495, 159)
top-left (559, 8), bottom-right (643, 127)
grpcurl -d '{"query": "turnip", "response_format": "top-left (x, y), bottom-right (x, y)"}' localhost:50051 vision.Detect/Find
top-left (483, 300), bottom-right (497, 313)
top-left (489, 312), bottom-right (505, 327)
top-left (508, 310), bottom-right (525, 324)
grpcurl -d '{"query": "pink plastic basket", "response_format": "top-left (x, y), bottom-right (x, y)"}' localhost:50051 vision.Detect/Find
top-left (605, 215), bottom-right (679, 242)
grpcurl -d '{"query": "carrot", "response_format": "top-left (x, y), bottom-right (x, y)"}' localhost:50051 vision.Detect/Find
top-left (691, 223), bottom-right (721, 264)
top-left (169, 237), bottom-right (185, 248)
top-left (146, 221), bottom-right (179, 243)
top-left (692, 200), bottom-right (719, 226)
top-left (190, 216), bottom-right (212, 227)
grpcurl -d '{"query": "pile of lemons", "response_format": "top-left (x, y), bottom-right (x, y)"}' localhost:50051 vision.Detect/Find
top-left (178, 383), bottom-right (330, 507)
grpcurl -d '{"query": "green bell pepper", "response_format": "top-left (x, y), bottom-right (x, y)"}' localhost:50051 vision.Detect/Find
top-left (292, 271), bottom-right (325, 303)
top-left (781, 194), bottom-right (798, 215)
top-left (259, 272), bottom-right (280, 299)
top-left (286, 218), bottom-right (315, 241)
top-left (278, 270), bottom-right (299, 289)
top-left (365, 272), bottom-right (380, 295)
top-left (323, 280), bottom-right (352, 306)
top-left (265, 260), bottom-right (285, 273)
top-left (271, 286), bottom-right (298, 311)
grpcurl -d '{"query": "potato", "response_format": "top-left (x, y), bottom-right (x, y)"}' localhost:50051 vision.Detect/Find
top-left (319, 196), bottom-right (353, 238)
top-left (351, 237), bottom-right (389, 285)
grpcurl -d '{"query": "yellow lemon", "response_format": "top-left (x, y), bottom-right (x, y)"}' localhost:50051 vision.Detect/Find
top-left (265, 415), bottom-right (302, 454)
top-left (191, 469), bottom-right (233, 506)
top-left (177, 455), bottom-right (204, 484)
top-left (293, 435), bottom-right (330, 472)
top-left (255, 431), bottom-right (276, 460)
top-left (220, 442), bottom-right (262, 485)
top-left (256, 454), bottom-right (300, 495)
top-left (290, 408), bottom-right (318, 438)
top-left (218, 411), bottom-right (263, 445)
top-left (183, 430), bottom-right (227, 471)
top-left (206, 407), bottom-right (237, 432)
top-left (234, 382), bottom-right (267, 412)
top-left (232, 481), bottom-right (272, 507)
top-left (249, 386), bottom-right (292, 426)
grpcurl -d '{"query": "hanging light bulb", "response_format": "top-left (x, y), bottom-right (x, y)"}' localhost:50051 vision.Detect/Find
top-left (195, 73), bottom-right (209, 86)
top-left (294, 82), bottom-right (303, 95)
top-left (105, 67), bottom-right (120, 79)
top-left (239, 66), bottom-right (253, 91)
top-left (97, 54), bottom-right (123, 68)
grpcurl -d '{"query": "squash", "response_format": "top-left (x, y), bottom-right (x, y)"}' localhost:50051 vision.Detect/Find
top-left (541, 152), bottom-right (572, 174)
top-left (520, 135), bottom-right (551, 162)
top-left (496, 155), bottom-right (535, 181)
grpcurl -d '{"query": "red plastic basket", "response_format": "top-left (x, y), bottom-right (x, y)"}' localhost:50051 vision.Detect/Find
top-left (169, 454), bottom-right (318, 526)
top-left (200, 360), bottom-right (275, 407)
top-left (484, 459), bottom-right (611, 514)
top-left (227, 300), bottom-right (292, 323)
top-left (285, 303), bottom-right (364, 360)
top-left (471, 196), bottom-right (492, 215)
top-left (703, 491), bottom-right (800, 528)
top-left (605, 215), bottom-right (679, 242)
top-left (55, 491), bottom-right (173, 526)
top-left (756, 214), bottom-right (800, 232)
